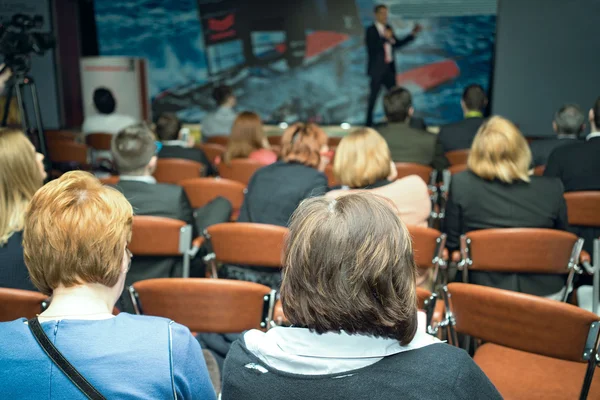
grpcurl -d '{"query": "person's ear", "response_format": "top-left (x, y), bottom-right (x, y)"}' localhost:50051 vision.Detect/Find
top-left (148, 155), bottom-right (157, 173)
top-left (589, 108), bottom-right (595, 123)
top-left (552, 121), bottom-right (557, 133)
top-left (460, 99), bottom-right (467, 113)
top-left (408, 107), bottom-right (414, 117)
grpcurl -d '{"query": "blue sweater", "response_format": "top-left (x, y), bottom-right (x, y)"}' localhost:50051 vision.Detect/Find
top-left (0, 314), bottom-right (216, 399)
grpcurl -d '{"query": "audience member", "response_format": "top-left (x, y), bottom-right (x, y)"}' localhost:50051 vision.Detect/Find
top-left (202, 85), bottom-right (237, 138)
top-left (82, 87), bottom-right (137, 135)
top-left (221, 111), bottom-right (277, 166)
top-left (238, 123), bottom-right (329, 227)
top-left (378, 87), bottom-right (446, 170)
top-left (530, 104), bottom-right (584, 167)
top-left (437, 84), bottom-right (487, 153)
top-left (0, 171), bottom-right (216, 399)
top-left (222, 193), bottom-right (501, 399)
top-left (155, 112), bottom-right (215, 175)
top-left (326, 128), bottom-right (430, 227)
top-left (0, 129), bottom-right (45, 291)
top-left (444, 116), bottom-right (567, 297)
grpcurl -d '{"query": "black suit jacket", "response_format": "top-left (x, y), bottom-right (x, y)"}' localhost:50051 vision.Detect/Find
top-left (158, 145), bottom-right (216, 176)
top-left (238, 162), bottom-right (328, 227)
top-left (0, 231), bottom-right (38, 292)
top-left (365, 24), bottom-right (414, 78)
top-left (444, 171), bottom-right (568, 296)
top-left (437, 116), bottom-right (485, 153)
top-left (378, 122), bottom-right (447, 170)
top-left (529, 137), bottom-right (580, 167)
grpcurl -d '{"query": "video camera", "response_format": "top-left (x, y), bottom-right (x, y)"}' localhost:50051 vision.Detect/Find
top-left (0, 14), bottom-right (55, 76)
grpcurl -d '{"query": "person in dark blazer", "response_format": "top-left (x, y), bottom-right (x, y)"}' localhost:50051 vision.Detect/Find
top-left (155, 112), bottom-right (216, 176)
top-left (437, 84), bottom-right (487, 153)
top-left (378, 87), bottom-right (447, 170)
top-left (365, 4), bottom-right (421, 127)
top-left (529, 104), bottom-right (584, 167)
top-left (445, 116), bottom-right (568, 298)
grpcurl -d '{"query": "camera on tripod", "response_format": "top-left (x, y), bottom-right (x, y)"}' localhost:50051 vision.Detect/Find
top-left (0, 13), bottom-right (55, 76)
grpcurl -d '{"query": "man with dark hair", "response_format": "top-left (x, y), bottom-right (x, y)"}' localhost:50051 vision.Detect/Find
top-left (365, 4), bottom-right (421, 126)
top-left (437, 84), bottom-right (487, 152)
top-left (378, 87), bottom-right (446, 169)
top-left (202, 84), bottom-right (237, 138)
top-left (155, 112), bottom-right (215, 175)
top-left (82, 87), bottom-right (137, 136)
top-left (529, 104), bottom-right (585, 167)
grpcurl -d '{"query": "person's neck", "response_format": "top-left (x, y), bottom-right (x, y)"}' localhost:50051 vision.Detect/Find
top-left (556, 133), bottom-right (577, 139)
top-left (464, 110), bottom-right (483, 118)
top-left (39, 283), bottom-right (117, 321)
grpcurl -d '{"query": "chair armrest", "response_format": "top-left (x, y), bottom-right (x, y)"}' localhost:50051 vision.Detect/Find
top-left (188, 237), bottom-right (205, 259)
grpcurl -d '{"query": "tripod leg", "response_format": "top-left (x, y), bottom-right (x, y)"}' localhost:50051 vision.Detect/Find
top-left (1, 83), bottom-right (14, 127)
top-left (27, 81), bottom-right (47, 158)
top-left (14, 82), bottom-right (31, 135)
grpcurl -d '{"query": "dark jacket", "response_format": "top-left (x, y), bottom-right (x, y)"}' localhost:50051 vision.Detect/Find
top-left (238, 162), bottom-right (328, 227)
top-left (529, 136), bottom-right (580, 167)
top-left (444, 171), bottom-right (568, 296)
top-left (222, 339), bottom-right (501, 400)
top-left (158, 145), bottom-right (216, 176)
top-left (0, 231), bottom-right (37, 292)
top-left (437, 116), bottom-right (485, 153)
top-left (378, 121), bottom-right (447, 170)
top-left (365, 24), bottom-right (414, 78)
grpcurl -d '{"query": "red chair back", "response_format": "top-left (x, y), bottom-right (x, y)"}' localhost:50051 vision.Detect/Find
top-left (196, 143), bottom-right (225, 165)
top-left (0, 288), bottom-right (48, 321)
top-left (180, 178), bottom-right (245, 220)
top-left (85, 133), bottom-right (113, 151)
top-left (445, 149), bottom-right (470, 166)
top-left (395, 162), bottom-right (433, 183)
top-left (205, 136), bottom-right (229, 146)
top-left (564, 191), bottom-right (600, 227)
top-left (153, 158), bottom-right (204, 184)
top-left (218, 159), bottom-right (263, 186)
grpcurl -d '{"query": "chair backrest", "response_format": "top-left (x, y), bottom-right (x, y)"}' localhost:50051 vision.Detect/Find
top-left (461, 228), bottom-right (581, 274)
top-left (324, 164), bottom-right (337, 187)
top-left (85, 133), bottom-right (113, 151)
top-left (218, 159), bottom-right (263, 186)
top-left (47, 140), bottom-right (88, 164)
top-left (408, 226), bottom-right (446, 270)
top-left (268, 136), bottom-right (282, 146)
top-left (99, 175), bottom-right (120, 185)
top-left (153, 158), bottom-right (204, 184)
top-left (180, 178), bottom-right (245, 217)
top-left (131, 278), bottom-right (275, 333)
top-left (45, 130), bottom-right (78, 142)
top-left (445, 149), bottom-right (469, 166)
top-left (564, 191), bottom-right (600, 227)
top-left (416, 287), bottom-right (432, 310)
top-left (533, 165), bottom-right (546, 176)
top-left (395, 162), bottom-right (433, 183)
top-left (0, 288), bottom-right (48, 321)
top-left (205, 222), bottom-right (287, 267)
top-left (328, 137), bottom-right (342, 147)
top-left (447, 164), bottom-right (467, 175)
top-left (196, 143), bottom-right (225, 164)
top-left (205, 136), bottom-right (229, 146)
top-left (447, 283), bottom-right (600, 362)
top-left (129, 216), bottom-right (189, 256)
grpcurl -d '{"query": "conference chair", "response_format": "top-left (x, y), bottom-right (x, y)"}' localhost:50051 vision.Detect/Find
top-left (153, 158), bottom-right (204, 184)
top-left (442, 283), bottom-right (600, 400)
top-left (201, 222), bottom-right (287, 278)
top-left (45, 129), bottom-right (78, 142)
top-left (180, 177), bottom-right (246, 221)
top-left (196, 143), bottom-right (225, 165)
top-left (533, 165), bottom-right (546, 176)
top-left (205, 136), bottom-right (229, 146)
top-left (99, 175), bottom-right (119, 185)
top-left (47, 140), bottom-right (90, 178)
top-left (0, 288), bottom-right (49, 322)
top-left (217, 158), bottom-right (263, 186)
top-left (85, 133), bottom-right (112, 152)
top-left (565, 191), bottom-right (600, 313)
top-left (328, 137), bottom-right (342, 147)
top-left (408, 226), bottom-right (448, 287)
top-left (324, 164), bottom-right (337, 187)
top-left (455, 228), bottom-right (584, 302)
top-left (129, 216), bottom-right (195, 278)
top-left (129, 278), bottom-right (276, 332)
top-left (444, 149), bottom-right (469, 166)
top-left (267, 136), bottom-right (282, 146)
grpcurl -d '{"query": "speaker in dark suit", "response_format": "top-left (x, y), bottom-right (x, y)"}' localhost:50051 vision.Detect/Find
top-left (365, 4), bottom-right (420, 127)
top-left (437, 84), bottom-right (488, 153)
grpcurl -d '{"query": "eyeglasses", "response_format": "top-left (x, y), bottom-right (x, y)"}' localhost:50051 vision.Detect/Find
top-left (154, 141), bottom-right (163, 155)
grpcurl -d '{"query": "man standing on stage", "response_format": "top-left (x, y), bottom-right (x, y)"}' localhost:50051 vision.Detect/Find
top-left (365, 4), bottom-right (421, 126)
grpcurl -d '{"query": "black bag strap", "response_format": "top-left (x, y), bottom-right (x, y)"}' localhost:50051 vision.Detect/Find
top-left (28, 318), bottom-right (107, 400)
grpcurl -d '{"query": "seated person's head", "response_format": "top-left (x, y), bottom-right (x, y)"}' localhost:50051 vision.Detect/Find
top-left (334, 128), bottom-right (391, 188)
top-left (553, 104), bottom-right (585, 137)
top-left (155, 113), bottom-right (182, 142)
top-left (93, 87), bottom-right (117, 115)
top-left (281, 192), bottom-right (418, 345)
top-left (224, 111), bottom-right (265, 163)
top-left (590, 97), bottom-right (600, 132)
top-left (383, 87), bottom-right (413, 123)
top-left (112, 123), bottom-right (158, 176)
top-left (23, 171), bottom-right (133, 297)
top-left (461, 84), bottom-right (487, 114)
top-left (281, 123), bottom-right (328, 169)
top-left (212, 85), bottom-right (236, 107)
top-left (468, 116), bottom-right (531, 183)
top-left (0, 129), bottom-right (46, 244)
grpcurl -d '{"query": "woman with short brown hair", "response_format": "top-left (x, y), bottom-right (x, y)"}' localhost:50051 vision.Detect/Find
top-left (222, 111), bottom-right (276, 165)
top-left (222, 192), bottom-right (500, 399)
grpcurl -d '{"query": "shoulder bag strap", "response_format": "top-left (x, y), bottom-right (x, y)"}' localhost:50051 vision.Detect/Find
top-left (28, 318), bottom-right (107, 400)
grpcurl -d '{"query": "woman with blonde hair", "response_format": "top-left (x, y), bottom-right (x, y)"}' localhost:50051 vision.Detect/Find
top-left (0, 129), bottom-right (46, 291)
top-left (326, 127), bottom-right (431, 227)
top-left (221, 111), bottom-right (276, 165)
top-left (444, 116), bottom-right (567, 296)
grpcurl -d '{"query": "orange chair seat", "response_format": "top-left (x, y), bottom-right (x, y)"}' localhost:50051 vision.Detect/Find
top-left (474, 343), bottom-right (600, 400)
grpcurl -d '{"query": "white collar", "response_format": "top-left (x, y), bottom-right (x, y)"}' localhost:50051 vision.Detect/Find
top-left (162, 140), bottom-right (188, 148)
top-left (586, 132), bottom-right (600, 141)
top-left (119, 175), bottom-right (156, 184)
top-left (374, 21), bottom-right (386, 33)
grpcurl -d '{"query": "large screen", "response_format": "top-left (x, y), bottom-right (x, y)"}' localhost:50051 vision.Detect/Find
top-left (94, 0), bottom-right (497, 125)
